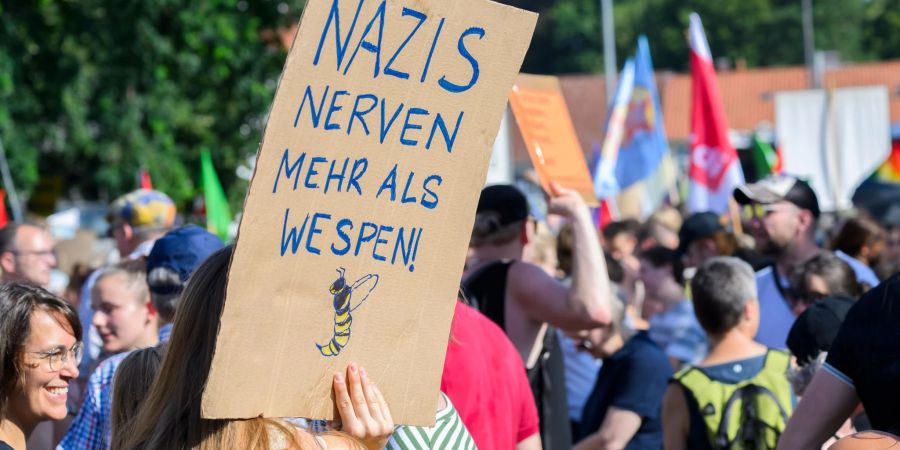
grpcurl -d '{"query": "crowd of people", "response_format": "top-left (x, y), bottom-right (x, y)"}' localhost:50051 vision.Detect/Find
top-left (0, 171), bottom-right (898, 449)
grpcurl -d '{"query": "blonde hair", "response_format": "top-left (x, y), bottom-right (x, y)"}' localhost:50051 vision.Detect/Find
top-left (118, 247), bottom-right (362, 450)
top-left (95, 258), bottom-right (150, 304)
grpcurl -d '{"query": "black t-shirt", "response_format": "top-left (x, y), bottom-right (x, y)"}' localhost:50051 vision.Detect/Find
top-left (825, 272), bottom-right (900, 435)
top-left (577, 331), bottom-right (673, 450)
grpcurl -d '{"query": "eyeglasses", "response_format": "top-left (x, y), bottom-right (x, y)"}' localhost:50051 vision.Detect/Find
top-left (741, 203), bottom-right (798, 221)
top-left (26, 342), bottom-right (83, 372)
top-left (9, 250), bottom-right (55, 258)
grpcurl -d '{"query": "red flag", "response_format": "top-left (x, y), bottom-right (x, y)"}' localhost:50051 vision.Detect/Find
top-left (686, 13), bottom-right (744, 213)
top-left (0, 189), bottom-right (8, 228)
top-left (139, 168), bottom-right (153, 190)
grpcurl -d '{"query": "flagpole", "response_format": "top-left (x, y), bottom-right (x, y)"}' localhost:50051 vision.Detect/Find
top-left (0, 137), bottom-right (24, 223)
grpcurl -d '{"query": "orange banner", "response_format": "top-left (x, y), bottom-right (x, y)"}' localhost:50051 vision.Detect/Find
top-left (508, 74), bottom-right (598, 206)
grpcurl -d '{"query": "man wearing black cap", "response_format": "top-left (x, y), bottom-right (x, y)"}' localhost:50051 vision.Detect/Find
top-left (733, 174), bottom-right (875, 349)
top-left (464, 182), bottom-right (613, 450)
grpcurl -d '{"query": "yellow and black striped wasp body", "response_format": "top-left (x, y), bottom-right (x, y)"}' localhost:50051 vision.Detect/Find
top-left (316, 267), bottom-right (379, 357)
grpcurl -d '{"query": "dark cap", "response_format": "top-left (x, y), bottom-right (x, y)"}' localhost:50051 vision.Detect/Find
top-left (146, 225), bottom-right (224, 295)
top-left (677, 212), bottom-right (725, 256)
top-left (733, 174), bottom-right (821, 219)
top-left (786, 296), bottom-right (854, 365)
top-left (476, 185), bottom-right (529, 228)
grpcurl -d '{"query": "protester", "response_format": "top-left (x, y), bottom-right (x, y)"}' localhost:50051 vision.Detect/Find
top-left (60, 225), bottom-right (223, 450)
top-left (733, 174), bottom-right (875, 349)
top-left (91, 259), bottom-right (157, 356)
top-left (638, 216), bottom-right (680, 251)
top-left (830, 215), bottom-right (886, 282)
top-left (777, 273), bottom-right (900, 449)
top-left (0, 224), bottom-right (57, 288)
top-left (78, 189), bottom-right (176, 379)
top-left (638, 246), bottom-right (708, 369)
top-left (464, 182), bottom-right (613, 450)
top-left (663, 257), bottom-right (793, 450)
top-left (603, 219), bottom-right (642, 305)
top-left (442, 299), bottom-right (541, 450)
top-left (0, 283), bottom-right (82, 450)
top-left (677, 212), bottom-right (735, 270)
top-left (572, 299), bottom-right (673, 450)
top-left (789, 252), bottom-right (863, 315)
top-left (109, 346), bottom-right (163, 450)
top-left (119, 246), bottom-right (393, 450)
top-left (555, 222), bottom-right (602, 438)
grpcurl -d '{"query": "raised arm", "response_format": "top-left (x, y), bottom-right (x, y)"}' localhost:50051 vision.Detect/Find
top-left (510, 183), bottom-right (612, 330)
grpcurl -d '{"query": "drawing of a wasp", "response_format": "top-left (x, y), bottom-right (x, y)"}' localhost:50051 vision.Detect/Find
top-left (316, 267), bottom-right (379, 357)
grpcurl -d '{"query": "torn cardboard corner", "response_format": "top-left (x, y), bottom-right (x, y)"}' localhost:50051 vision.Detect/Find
top-left (509, 74), bottom-right (599, 207)
top-left (201, 0), bottom-right (537, 426)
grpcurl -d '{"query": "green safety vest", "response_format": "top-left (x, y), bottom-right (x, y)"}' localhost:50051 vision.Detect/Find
top-left (674, 350), bottom-right (793, 450)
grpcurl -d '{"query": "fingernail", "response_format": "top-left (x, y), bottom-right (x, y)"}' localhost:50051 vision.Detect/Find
top-left (359, 367), bottom-right (367, 378)
top-left (349, 363), bottom-right (357, 373)
top-left (334, 372), bottom-right (343, 383)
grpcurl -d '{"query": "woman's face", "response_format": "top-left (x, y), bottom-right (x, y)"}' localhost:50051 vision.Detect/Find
top-left (8, 310), bottom-right (79, 426)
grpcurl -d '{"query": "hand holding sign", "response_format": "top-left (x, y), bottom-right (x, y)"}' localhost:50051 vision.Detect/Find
top-left (547, 180), bottom-right (592, 220)
top-left (332, 363), bottom-right (394, 450)
top-left (203, 0), bottom-right (537, 425)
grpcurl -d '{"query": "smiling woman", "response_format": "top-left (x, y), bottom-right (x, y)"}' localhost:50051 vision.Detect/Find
top-left (0, 283), bottom-right (82, 450)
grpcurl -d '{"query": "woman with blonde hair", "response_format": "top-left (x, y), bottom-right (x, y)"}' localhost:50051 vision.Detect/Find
top-left (117, 246), bottom-right (393, 450)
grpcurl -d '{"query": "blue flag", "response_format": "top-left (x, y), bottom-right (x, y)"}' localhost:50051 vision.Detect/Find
top-left (594, 58), bottom-right (634, 199)
top-left (615, 35), bottom-right (668, 190)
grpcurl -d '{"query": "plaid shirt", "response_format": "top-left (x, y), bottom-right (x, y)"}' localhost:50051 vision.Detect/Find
top-left (58, 324), bottom-right (172, 450)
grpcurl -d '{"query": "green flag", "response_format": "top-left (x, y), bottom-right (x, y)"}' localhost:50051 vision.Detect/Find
top-left (200, 149), bottom-right (232, 241)
top-left (750, 135), bottom-right (779, 179)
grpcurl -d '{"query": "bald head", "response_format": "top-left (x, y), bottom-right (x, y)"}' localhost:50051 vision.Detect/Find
top-left (0, 224), bottom-right (57, 287)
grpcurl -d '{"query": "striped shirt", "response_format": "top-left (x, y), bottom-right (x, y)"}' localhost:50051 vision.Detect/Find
top-left (385, 393), bottom-right (477, 450)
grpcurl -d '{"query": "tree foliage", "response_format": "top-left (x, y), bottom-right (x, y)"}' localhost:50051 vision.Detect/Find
top-left (517, 0), bottom-right (874, 74)
top-left (0, 0), bottom-right (302, 210)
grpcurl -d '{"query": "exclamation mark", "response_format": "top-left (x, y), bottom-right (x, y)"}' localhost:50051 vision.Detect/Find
top-left (408, 228), bottom-right (423, 272)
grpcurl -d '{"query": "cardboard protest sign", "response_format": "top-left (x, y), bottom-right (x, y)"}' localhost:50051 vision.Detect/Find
top-left (509, 74), bottom-right (599, 206)
top-left (201, 0), bottom-right (537, 426)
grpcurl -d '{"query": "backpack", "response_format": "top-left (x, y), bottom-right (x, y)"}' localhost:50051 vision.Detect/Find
top-left (675, 350), bottom-right (793, 450)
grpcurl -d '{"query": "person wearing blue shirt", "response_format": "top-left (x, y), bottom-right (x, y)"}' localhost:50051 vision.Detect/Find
top-left (570, 299), bottom-right (673, 450)
top-left (59, 225), bottom-right (222, 450)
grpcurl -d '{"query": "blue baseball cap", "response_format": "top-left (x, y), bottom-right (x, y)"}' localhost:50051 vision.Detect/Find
top-left (146, 225), bottom-right (224, 295)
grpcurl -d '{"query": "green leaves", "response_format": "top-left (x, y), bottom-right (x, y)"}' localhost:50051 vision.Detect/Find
top-left (0, 0), bottom-right (303, 212)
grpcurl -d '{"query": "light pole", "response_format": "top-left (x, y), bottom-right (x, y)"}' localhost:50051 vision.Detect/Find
top-left (801, 0), bottom-right (818, 88)
top-left (601, 0), bottom-right (617, 102)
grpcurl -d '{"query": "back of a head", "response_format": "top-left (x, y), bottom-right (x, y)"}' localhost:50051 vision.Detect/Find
top-left (831, 215), bottom-right (886, 259)
top-left (470, 185), bottom-right (529, 248)
top-left (110, 345), bottom-right (164, 450)
top-left (122, 246), bottom-right (233, 450)
top-left (146, 225), bottom-right (225, 323)
top-left (690, 257), bottom-right (757, 336)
